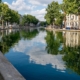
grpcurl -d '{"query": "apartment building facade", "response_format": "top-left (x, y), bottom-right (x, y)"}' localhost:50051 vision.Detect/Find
top-left (65, 14), bottom-right (80, 29)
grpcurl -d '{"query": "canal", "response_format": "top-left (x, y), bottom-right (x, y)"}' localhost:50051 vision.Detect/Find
top-left (0, 28), bottom-right (80, 80)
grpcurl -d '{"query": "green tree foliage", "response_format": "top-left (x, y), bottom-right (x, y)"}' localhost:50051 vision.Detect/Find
top-left (62, 0), bottom-right (79, 14)
top-left (54, 14), bottom-right (64, 26)
top-left (45, 0), bottom-right (80, 27)
top-left (40, 21), bottom-right (47, 26)
top-left (0, 3), bottom-right (20, 24)
top-left (45, 1), bottom-right (59, 24)
top-left (0, 0), bottom-right (2, 3)
top-left (8, 9), bottom-right (20, 24)
top-left (0, 3), bottom-right (9, 18)
top-left (45, 1), bottom-right (62, 26)
top-left (21, 14), bottom-right (39, 25)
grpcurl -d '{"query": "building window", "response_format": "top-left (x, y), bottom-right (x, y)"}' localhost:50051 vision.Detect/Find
top-left (75, 15), bottom-right (77, 20)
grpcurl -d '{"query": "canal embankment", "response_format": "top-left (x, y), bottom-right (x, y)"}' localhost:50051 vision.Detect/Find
top-left (0, 52), bottom-right (26, 80)
top-left (45, 28), bottom-right (80, 32)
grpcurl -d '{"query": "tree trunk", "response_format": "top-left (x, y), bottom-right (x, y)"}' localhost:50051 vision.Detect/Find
top-left (64, 12), bottom-right (66, 28)
top-left (2, 20), bottom-right (4, 29)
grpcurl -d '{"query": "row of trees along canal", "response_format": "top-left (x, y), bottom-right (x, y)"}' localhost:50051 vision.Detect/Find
top-left (45, 0), bottom-right (80, 28)
top-left (0, 0), bottom-right (47, 29)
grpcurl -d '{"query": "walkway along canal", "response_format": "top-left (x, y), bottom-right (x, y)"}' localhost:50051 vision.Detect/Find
top-left (0, 51), bottom-right (25, 80)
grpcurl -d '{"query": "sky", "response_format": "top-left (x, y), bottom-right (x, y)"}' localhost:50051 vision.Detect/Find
top-left (3, 0), bottom-right (62, 21)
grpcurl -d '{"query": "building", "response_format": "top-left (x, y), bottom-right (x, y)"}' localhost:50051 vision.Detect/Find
top-left (65, 14), bottom-right (80, 29)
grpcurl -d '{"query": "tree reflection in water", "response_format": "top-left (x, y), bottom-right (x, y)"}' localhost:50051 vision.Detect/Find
top-left (0, 31), bottom-right (20, 54)
top-left (0, 29), bottom-right (39, 54)
top-left (45, 31), bottom-right (80, 75)
top-left (45, 31), bottom-right (60, 55)
top-left (21, 29), bottom-right (39, 40)
top-left (63, 46), bottom-right (80, 75)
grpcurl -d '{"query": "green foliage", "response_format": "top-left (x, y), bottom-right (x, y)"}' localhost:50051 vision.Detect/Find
top-left (45, 0), bottom-right (80, 27)
top-left (0, 3), bottom-right (9, 17)
top-left (0, 0), bottom-right (2, 3)
top-left (21, 14), bottom-right (39, 25)
top-left (0, 3), bottom-right (20, 24)
top-left (8, 9), bottom-right (20, 24)
top-left (45, 1), bottom-right (59, 24)
top-left (54, 14), bottom-right (64, 26)
top-left (45, 1), bottom-right (63, 26)
top-left (62, 0), bottom-right (80, 14)
top-left (40, 21), bottom-right (47, 26)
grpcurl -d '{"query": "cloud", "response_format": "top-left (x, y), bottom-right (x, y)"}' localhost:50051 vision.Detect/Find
top-left (13, 31), bottom-right (46, 52)
top-left (28, 47), bottom-right (65, 71)
top-left (4, 0), bottom-right (62, 21)
top-left (13, 31), bottom-right (65, 71)
top-left (4, 0), bottom-right (35, 11)
top-left (29, 0), bottom-right (62, 5)
top-left (25, 8), bottom-right (47, 21)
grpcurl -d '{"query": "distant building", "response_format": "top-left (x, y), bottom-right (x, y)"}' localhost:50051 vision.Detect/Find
top-left (65, 14), bottom-right (80, 29)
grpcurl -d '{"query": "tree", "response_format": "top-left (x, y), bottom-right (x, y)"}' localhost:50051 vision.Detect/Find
top-left (61, 0), bottom-right (80, 28)
top-left (0, 3), bottom-right (9, 28)
top-left (0, 0), bottom-right (2, 3)
top-left (45, 1), bottom-right (61, 27)
top-left (0, 3), bottom-right (20, 28)
top-left (8, 9), bottom-right (20, 24)
top-left (62, 0), bottom-right (80, 14)
top-left (40, 21), bottom-right (47, 27)
top-left (54, 13), bottom-right (64, 27)
top-left (21, 14), bottom-right (39, 26)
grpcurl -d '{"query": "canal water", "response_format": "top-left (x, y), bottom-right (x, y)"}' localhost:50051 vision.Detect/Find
top-left (0, 28), bottom-right (80, 80)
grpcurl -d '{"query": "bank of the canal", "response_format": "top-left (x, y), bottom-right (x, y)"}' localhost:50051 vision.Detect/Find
top-left (0, 52), bottom-right (25, 80)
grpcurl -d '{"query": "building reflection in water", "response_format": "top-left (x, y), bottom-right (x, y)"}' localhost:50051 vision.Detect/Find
top-left (45, 30), bottom-right (80, 75)
top-left (63, 31), bottom-right (80, 47)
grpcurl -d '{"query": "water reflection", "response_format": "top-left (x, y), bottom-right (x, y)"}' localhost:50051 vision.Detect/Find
top-left (0, 28), bottom-right (39, 54)
top-left (62, 31), bottom-right (80, 75)
top-left (21, 29), bottom-right (39, 40)
top-left (63, 31), bottom-right (80, 47)
top-left (1, 28), bottom-right (80, 78)
top-left (0, 30), bottom-right (20, 54)
top-left (45, 31), bottom-right (61, 55)
top-left (13, 31), bottom-right (65, 72)
top-left (45, 30), bottom-right (80, 75)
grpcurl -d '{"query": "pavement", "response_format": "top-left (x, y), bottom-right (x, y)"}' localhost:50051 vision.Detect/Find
top-left (0, 52), bottom-right (26, 80)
